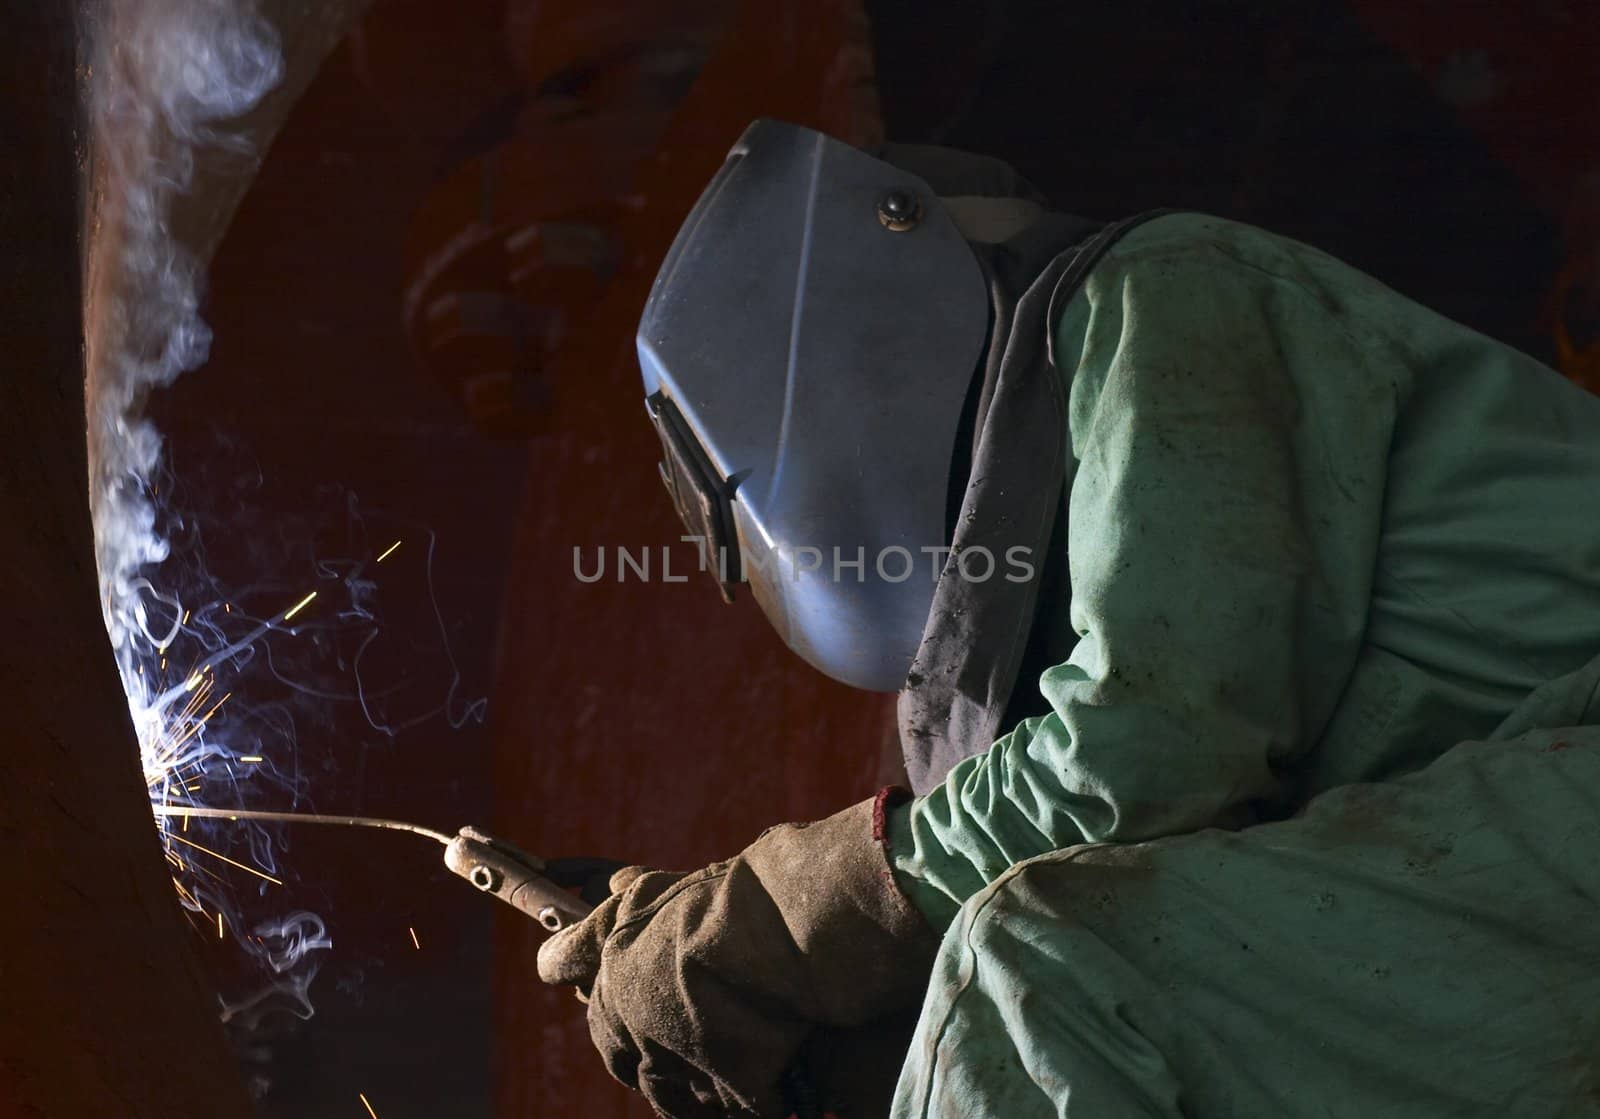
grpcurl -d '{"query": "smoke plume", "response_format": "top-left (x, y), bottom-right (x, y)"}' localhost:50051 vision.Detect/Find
top-left (84, 0), bottom-right (281, 665)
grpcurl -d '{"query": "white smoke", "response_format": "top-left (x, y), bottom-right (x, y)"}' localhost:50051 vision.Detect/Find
top-left (221, 912), bottom-right (336, 1027)
top-left (84, 0), bottom-right (282, 667)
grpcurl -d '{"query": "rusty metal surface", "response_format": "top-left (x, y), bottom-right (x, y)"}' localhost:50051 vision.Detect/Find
top-left (0, 4), bottom-right (252, 1115)
top-left (176, 0), bottom-right (379, 267)
top-left (399, 0), bottom-right (732, 437)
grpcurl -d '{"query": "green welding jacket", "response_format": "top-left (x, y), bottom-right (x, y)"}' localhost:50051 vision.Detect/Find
top-left (888, 212), bottom-right (1600, 929)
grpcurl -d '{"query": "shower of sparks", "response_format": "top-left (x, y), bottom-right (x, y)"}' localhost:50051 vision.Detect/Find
top-left (408, 926), bottom-right (420, 950)
top-left (140, 550), bottom-right (432, 930)
top-left (167, 831), bottom-right (284, 885)
top-left (141, 584), bottom-right (334, 908)
top-left (359, 1092), bottom-right (380, 1118)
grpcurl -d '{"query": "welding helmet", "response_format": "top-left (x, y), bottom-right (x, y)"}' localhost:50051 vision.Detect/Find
top-left (637, 119), bottom-right (991, 692)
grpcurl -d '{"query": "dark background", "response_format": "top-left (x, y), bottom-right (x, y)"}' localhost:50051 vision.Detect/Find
top-left (149, 1), bottom-right (1595, 1115)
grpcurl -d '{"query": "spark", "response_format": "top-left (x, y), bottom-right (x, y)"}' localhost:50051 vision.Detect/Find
top-left (239, 755), bottom-right (263, 763)
top-left (162, 691), bottom-right (230, 756)
top-left (408, 926), bottom-right (420, 950)
top-left (166, 832), bottom-right (283, 886)
top-left (217, 912), bottom-right (224, 940)
top-left (376, 539), bottom-right (402, 563)
top-left (174, 678), bottom-right (212, 718)
top-left (359, 1092), bottom-right (379, 1118)
top-left (282, 590), bottom-right (318, 622)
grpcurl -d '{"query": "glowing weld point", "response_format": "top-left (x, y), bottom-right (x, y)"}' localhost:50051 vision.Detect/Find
top-left (282, 590), bottom-right (318, 622)
top-left (376, 539), bottom-right (402, 563)
top-left (359, 1092), bottom-right (379, 1118)
top-left (408, 926), bottom-right (420, 950)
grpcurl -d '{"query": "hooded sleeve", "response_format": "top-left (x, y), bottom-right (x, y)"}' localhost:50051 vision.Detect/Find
top-left (888, 216), bottom-right (1408, 928)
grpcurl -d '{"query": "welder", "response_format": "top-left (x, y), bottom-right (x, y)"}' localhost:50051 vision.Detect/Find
top-left (538, 119), bottom-right (1600, 1118)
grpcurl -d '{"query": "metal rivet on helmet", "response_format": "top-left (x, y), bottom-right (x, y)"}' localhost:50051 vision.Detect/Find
top-left (877, 190), bottom-right (921, 231)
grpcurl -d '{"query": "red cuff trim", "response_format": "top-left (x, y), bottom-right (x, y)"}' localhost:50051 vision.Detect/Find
top-left (871, 785), bottom-right (913, 846)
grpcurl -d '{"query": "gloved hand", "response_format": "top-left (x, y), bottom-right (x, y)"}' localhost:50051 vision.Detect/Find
top-left (537, 794), bottom-right (940, 1119)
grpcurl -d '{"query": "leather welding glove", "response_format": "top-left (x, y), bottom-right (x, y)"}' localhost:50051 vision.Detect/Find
top-left (537, 793), bottom-right (940, 1119)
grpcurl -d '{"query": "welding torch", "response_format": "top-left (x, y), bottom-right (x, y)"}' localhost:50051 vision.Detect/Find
top-left (152, 806), bottom-right (604, 931)
top-left (152, 806), bottom-right (827, 1119)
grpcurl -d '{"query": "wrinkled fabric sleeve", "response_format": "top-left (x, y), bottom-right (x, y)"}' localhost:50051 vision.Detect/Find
top-left (891, 227), bottom-right (1403, 928)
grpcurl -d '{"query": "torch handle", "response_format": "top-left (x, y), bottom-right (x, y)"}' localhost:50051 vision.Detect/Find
top-left (443, 827), bottom-right (595, 932)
